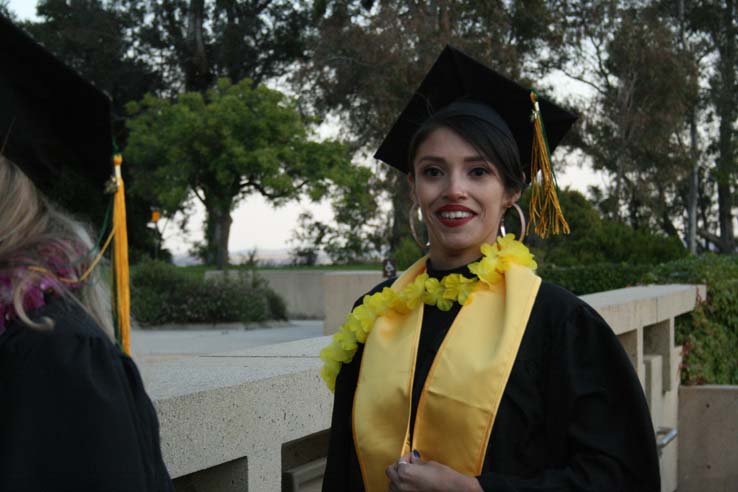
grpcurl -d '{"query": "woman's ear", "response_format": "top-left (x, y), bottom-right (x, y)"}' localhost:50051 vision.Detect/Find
top-left (504, 188), bottom-right (522, 209)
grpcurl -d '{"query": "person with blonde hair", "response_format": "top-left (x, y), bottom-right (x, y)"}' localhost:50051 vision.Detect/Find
top-left (0, 15), bottom-right (173, 491)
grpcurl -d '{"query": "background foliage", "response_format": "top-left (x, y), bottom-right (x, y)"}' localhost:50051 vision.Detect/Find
top-left (5, 0), bottom-right (737, 380)
top-left (539, 254), bottom-right (738, 385)
top-left (130, 259), bottom-right (286, 325)
top-left (125, 78), bottom-right (351, 268)
top-left (11, 0), bottom-right (736, 262)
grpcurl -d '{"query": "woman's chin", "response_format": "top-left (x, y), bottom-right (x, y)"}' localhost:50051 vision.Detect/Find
top-left (429, 230), bottom-right (494, 256)
top-left (429, 240), bottom-right (487, 266)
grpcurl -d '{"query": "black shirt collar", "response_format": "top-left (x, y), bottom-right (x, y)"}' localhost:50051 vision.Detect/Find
top-left (425, 258), bottom-right (480, 280)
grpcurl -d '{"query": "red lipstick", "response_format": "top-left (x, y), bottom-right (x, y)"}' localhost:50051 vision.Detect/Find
top-left (435, 204), bottom-right (476, 227)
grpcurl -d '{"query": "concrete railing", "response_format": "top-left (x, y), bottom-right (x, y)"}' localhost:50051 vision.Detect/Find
top-left (146, 337), bottom-right (333, 492)
top-left (144, 283), bottom-right (708, 492)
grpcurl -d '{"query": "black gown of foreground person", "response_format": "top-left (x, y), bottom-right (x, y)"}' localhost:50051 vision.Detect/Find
top-left (323, 262), bottom-right (660, 492)
top-left (0, 299), bottom-right (174, 492)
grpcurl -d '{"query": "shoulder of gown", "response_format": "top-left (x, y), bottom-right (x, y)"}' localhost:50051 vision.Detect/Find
top-left (0, 297), bottom-right (173, 492)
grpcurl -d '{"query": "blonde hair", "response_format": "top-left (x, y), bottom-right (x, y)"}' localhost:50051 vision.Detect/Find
top-left (0, 155), bottom-right (114, 339)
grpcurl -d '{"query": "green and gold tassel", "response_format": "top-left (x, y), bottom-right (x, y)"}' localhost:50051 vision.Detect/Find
top-left (112, 152), bottom-right (131, 355)
top-left (528, 91), bottom-right (570, 238)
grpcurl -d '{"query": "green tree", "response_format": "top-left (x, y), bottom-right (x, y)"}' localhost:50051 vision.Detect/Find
top-left (522, 189), bottom-right (688, 266)
top-left (0, 1), bottom-right (14, 18)
top-left (125, 78), bottom-right (351, 268)
top-left (290, 162), bottom-right (385, 265)
top-left (20, 0), bottom-right (166, 258)
top-left (132, 0), bottom-right (310, 93)
top-left (547, 2), bottom-right (698, 239)
top-left (681, 0), bottom-right (738, 252)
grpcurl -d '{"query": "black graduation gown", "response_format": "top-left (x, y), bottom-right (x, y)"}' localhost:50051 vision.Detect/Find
top-left (322, 263), bottom-right (661, 492)
top-left (0, 298), bottom-right (174, 492)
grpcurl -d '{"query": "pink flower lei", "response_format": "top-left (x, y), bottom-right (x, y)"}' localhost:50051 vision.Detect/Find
top-left (0, 245), bottom-right (86, 334)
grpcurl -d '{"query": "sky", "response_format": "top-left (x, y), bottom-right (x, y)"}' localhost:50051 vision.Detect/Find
top-left (6, 0), bottom-right (34, 20)
top-left (7, 0), bottom-right (606, 258)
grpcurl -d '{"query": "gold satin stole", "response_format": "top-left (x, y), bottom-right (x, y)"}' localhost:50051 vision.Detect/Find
top-left (352, 257), bottom-right (541, 492)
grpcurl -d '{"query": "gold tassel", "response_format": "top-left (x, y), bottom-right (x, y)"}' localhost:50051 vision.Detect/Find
top-left (112, 153), bottom-right (131, 354)
top-left (528, 91), bottom-right (570, 237)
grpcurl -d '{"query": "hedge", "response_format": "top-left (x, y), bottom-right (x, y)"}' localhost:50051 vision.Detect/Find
top-left (540, 255), bottom-right (738, 385)
top-left (130, 260), bottom-right (287, 326)
top-left (538, 263), bottom-right (651, 296)
top-left (642, 255), bottom-right (738, 385)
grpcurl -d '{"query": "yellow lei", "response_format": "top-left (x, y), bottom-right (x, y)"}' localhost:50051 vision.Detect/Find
top-left (319, 234), bottom-right (537, 391)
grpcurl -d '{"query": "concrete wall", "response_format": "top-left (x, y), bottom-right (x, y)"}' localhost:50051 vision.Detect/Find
top-left (678, 385), bottom-right (738, 492)
top-left (322, 271), bottom-right (384, 335)
top-left (144, 283), bottom-right (710, 492)
top-left (205, 270), bottom-right (328, 319)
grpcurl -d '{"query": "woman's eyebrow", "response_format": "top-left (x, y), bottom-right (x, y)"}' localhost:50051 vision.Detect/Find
top-left (416, 155), bottom-right (447, 163)
top-left (417, 155), bottom-right (488, 163)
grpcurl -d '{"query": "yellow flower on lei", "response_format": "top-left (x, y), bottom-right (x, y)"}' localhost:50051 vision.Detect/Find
top-left (441, 273), bottom-right (478, 305)
top-left (496, 234), bottom-right (537, 271)
top-left (467, 245), bottom-right (502, 286)
top-left (319, 234), bottom-right (536, 391)
top-left (400, 272), bottom-right (428, 310)
top-left (422, 277), bottom-right (453, 311)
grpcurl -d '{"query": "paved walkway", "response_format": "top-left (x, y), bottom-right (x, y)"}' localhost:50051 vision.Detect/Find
top-left (131, 320), bottom-right (324, 364)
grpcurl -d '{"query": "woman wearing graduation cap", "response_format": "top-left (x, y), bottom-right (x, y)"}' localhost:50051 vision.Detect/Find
top-left (0, 16), bottom-right (173, 492)
top-left (320, 46), bottom-right (660, 492)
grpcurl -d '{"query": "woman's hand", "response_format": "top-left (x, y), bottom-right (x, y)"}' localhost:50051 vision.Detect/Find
top-left (385, 451), bottom-right (483, 492)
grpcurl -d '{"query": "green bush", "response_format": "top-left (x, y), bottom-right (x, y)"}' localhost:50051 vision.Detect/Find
top-left (641, 255), bottom-right (738, 385)
top-left (521, 189), bottom-right (688, 266)
top-left (538, 254), bottom-right (738, 385)
top-left (538, 262), bottom-right (651, 295)
top-left (130, 260), bottom-right (287, 325)
top-left (392, 236), bottom-right (424, 271)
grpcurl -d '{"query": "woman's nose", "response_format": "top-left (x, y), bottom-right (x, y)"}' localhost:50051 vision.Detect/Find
top-left (444, 174), bottom-right (468, 200)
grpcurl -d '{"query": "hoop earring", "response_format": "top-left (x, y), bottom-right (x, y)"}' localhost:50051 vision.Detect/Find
top-left (499, 203), bottom-right (526, 241)
top-left (409, 203), bottom-right (430, 249)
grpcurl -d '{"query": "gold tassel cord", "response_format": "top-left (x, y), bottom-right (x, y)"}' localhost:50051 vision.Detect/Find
top-left (112, 153), bottom-right (131, 355)
top-left (527, 91), bottom-right (570, 238)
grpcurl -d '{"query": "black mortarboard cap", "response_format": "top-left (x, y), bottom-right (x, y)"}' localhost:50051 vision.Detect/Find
top-left (374, 45), bottom-right (577, 178)
top-left (375, 45), bottom-right (578, 236)
top-left (0, 15), bottom-right (112, 203)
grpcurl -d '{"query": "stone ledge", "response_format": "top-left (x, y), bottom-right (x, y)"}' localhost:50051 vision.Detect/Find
top-left (147, 336), bottom-right (332, 488)
top-left (582, 284), bottom-right (706, 336)
top-left (144, 284), bottom-right (707, 492)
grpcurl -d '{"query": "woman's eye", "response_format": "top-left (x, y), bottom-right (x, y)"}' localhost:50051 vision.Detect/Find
top-left (422, 167), bottom-right (443, 177)
top-left (470, 167), bottom-right (490, 177)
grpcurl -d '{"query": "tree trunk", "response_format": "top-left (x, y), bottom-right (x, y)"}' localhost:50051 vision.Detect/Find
top-left (203, 192), bottom-right (234, 268)
top-left (715, 0), bottom-right (736, 252)
top-left (697, 166), bottom-right (712, 251)
top-left (212, 210), bottom-right (232, 269)
top-left (184, 0), bottom-right (211, 92)
top-left (389, 172), bottom-right (412, 252)
top-left (680, 0), bottom-right (699, 254)
top-left (656, 182), bottom-right (680, 238)
top-left (687, 111), bottom-right (699, 253)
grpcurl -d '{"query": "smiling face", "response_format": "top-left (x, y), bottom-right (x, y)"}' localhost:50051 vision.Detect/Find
top-left (409, 126), bottom-right (520, 270)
